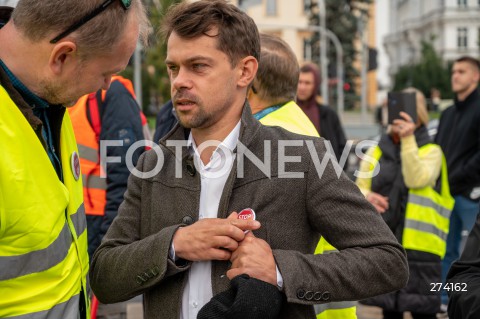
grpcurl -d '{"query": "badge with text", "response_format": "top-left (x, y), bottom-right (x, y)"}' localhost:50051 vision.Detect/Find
top-left (71, 151), bottom-right (81, 181)
top-left (238, 208), bottom-right (256, 235)
top-left (238, 208), bottom-right (256, 221)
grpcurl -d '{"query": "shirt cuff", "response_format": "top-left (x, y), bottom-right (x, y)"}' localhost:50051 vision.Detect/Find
top-left (169, 241), bottom-right (178, 262)
top-left (276, 265), bottom-right (284, 291)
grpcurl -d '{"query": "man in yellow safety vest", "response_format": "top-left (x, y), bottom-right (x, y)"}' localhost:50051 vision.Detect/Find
top-left (0, 2), bottom-right (150, 318)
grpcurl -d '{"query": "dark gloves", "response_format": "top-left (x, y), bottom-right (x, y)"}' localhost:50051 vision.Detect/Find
top-left (197, 274), bottom-right (283, 319)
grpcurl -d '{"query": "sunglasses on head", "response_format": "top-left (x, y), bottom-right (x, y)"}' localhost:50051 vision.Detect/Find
top-left (50, 0), bottom-right (131, 44)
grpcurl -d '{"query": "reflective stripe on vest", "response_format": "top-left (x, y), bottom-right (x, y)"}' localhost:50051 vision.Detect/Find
top-left (6, 295), bottom-right (80, 319)
top-left (369, 145), bottom-right (454, 258)
top-left (315, 301), bottom-right (358, 319)
top-left (0, 85), bottom-right (90, 318)
top-left (260, 102), bottom-right (356, 319)
top-left (0, 204), bottom-right (86, 280)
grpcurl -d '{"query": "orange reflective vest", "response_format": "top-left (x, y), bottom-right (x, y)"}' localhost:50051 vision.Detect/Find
top-left (68, 76), bottom-right (141, 216)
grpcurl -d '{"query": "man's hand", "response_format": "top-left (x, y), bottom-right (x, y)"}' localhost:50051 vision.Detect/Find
top-left (227, 232), bottom-right (277, 286)
top-left (173, 212), bottom-right (260, 262)
top-left (366, 192), bottom-right (389, 214)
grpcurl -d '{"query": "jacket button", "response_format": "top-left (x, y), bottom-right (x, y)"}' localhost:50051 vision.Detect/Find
top-left (322, 291), bottom-right (331, 301)
top-left (136, 275), bottom-right (146, 285)
top-left (296, 289), bottom-right (306, 299)
top-left (305, 291), bottom-right (314, 300)
top-left (182, 216), bottom-right (194, 225)
top-left (313, 292), bottom-right (322, 301)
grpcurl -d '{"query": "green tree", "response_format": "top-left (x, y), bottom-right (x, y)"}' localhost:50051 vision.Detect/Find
top-left (122, 0), bottom-right (181, 114)
top-left (308, 0), bottom-right (372, 110)
top-left (393, 40), bottom-right (453, 100)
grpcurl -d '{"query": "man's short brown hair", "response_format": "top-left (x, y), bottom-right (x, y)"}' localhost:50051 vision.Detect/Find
top-left (455, 56), bottom-right (480, 73)
top-left (161, 0), bottom-right (260, 67)
top-left (254, 33), bottom-right (299, 102)
top-left (12, 0), bottom-right (151, 56)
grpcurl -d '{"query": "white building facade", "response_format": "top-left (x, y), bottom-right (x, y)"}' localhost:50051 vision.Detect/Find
top-left (384, 0), bottom-right (480, 78)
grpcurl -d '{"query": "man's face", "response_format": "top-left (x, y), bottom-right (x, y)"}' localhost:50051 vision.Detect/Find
top-left (297, 71), bottom-right (316, 102)
top-left (41, 16), bottom-right (140, 106)
top-left (451, 61), bottom-right (480, 96)
top-left (165, 31), bottom-right (241, 129)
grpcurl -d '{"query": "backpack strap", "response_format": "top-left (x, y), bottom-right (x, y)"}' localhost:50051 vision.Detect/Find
top-left (87, 90), bottom-right (104, 143)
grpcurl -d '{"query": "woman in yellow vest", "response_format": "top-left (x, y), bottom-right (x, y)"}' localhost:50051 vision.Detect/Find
top-left (356, 88), bottom-right (454, 319)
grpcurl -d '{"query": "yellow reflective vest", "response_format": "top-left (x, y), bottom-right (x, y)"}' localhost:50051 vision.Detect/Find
top-left (258, 100), bottom-right (357, 319)
top-left (0, 85), bottom-right (90, 318)
top-left (367, 145), bottom-right (454, 258)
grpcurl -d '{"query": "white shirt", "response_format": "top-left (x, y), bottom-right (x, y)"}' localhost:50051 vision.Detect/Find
top-left (180, 121), bottom-right (241, 319)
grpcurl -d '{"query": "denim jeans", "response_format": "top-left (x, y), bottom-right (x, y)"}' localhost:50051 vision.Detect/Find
top-left (441, 195), bottom-right (479, 304)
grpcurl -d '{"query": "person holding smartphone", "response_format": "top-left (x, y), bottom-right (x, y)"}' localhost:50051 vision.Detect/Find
top-left (356, 88), bottom-right (454, 319)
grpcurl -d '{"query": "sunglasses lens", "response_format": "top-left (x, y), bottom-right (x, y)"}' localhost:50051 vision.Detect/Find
top-left (121, 0), bottom-right (131, 10)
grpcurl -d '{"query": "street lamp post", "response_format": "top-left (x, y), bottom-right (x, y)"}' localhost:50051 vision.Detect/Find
top-left (133, 42), bottom-right (143, 110)
top-left (318, 0), bottom-right (329, 105)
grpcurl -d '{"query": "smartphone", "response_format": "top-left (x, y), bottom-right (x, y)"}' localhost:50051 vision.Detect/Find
top-left (387, 92), bottom-right (417, 125)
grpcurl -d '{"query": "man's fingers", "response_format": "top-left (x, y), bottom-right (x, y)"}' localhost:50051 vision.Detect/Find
top-left (210, 248), bottom-right (232, 261)
top-left (226, 268), bottom-right (242, 280)
top-left (230, 219), bottom-right (261, 231)
top-left (217, 236), bottom-right (239, 252)
top-left (227, 211), bottom-right (238, 220)
top-left (244, 231), bottom-right (256, 239)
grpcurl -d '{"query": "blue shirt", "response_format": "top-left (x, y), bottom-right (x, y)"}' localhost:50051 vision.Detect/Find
top-left (0, 59), bottom-right (63, 179)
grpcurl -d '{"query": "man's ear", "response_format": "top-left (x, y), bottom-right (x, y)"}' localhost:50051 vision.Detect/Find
top-left (48, 41), bottom-right (78, 75)
top-left (237, 56), bottom-right (258, 89)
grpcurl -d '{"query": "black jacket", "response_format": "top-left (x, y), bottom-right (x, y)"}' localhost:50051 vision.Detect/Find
top-left (447, 212), bottom-right (480, 318)
top-left (318, 104), bottom-right (348, 169)
top-left (435, 89), bottom-right (480, 198)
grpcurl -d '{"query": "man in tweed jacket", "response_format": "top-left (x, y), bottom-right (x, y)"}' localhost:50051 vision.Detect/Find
top-left (90, 1), bottom-right (408, 318)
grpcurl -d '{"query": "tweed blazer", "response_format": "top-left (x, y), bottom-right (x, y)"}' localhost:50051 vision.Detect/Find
top-left (90, 102), bottom-right (408, 319)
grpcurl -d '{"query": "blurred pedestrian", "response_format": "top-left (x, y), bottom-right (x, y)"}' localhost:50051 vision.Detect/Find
top-left (436, 56), bottom-right (480, 309)
top-left (447, 211), bottom-right (480, 319)
top-left (0, 1), bottom-right (149, 318)
top-left (296, 63), bottom-right (347, 168)
top-left (430, 88), bottom-right (441, 112)
top-left (90, 1), bottom-right (408, 319)
top-left (357, 88), bottom-right (454, 319)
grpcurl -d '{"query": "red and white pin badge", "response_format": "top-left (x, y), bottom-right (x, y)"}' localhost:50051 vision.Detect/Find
top-left (238, 208), bottom-right (256, 234)
top-left (71, 151), bottom-right (81, 181)
top-left (238, 208), bottom-right (256, 221)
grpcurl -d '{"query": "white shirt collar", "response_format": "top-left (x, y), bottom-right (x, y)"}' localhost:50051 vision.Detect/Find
top-left (188, 121), bottom-right (241, 167)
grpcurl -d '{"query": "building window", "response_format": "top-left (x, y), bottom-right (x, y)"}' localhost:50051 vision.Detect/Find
top-left (303, 38), bottom-right (312, 61)
top-left (266, 0), bottom-right (277, 16)
top-left (457, 27), bottom-right (468, 49)
top-left (457, 0), bottom-right (467, 7)
top-left (304, 0), bottom-right (312, 14)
